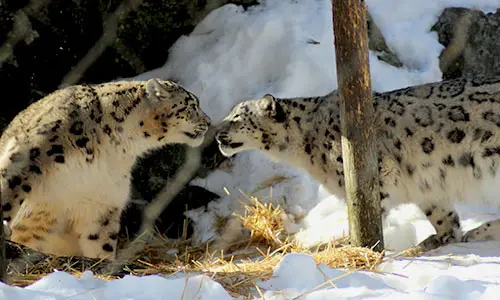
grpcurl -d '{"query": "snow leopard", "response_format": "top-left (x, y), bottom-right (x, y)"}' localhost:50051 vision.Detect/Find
top-left (0, 78), bottom-right (211, 259)
top-left (215, 75), bottom-right (500, 251)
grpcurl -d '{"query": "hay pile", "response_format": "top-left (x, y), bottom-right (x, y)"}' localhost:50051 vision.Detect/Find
top-left (6, 190), bottom-right (385, 298)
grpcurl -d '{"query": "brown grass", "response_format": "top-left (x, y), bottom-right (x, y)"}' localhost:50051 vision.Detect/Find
top-left (6, 189), bottom-right (385, 298)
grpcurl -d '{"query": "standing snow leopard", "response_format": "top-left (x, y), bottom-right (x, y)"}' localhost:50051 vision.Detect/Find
top-left (215, 75), bottom-right (500, 251)
top-left (0, 78), bottom-right (211, 259)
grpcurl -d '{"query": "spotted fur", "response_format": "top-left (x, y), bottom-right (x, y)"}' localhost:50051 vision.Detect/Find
top-left (216, 75), bottom-right (500, 251)
top-left (0, 78), bottom-right (211, 259)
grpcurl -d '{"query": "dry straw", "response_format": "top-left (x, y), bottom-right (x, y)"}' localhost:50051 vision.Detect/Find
top-left (7, 188), bottom-right (385, 298)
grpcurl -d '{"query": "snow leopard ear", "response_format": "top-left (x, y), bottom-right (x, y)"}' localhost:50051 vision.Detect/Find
top-left (258, 94), bottom-right (276, 112)
top-left (145, 78), bottom-right (164, 107)
top-left (146, 78), bottom-right (177, 107)
top-left (260, 94), bottom-right (286, 123)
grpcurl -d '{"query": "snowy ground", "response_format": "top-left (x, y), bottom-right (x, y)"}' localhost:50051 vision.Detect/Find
top-left (4, 243), bottom-right (500, 299)
top-left (3, 0), bottom-right (500, 299)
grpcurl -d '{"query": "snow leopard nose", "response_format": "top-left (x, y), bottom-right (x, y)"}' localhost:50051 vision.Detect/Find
top-left (199, 111), bottom-right (211, 127)
top-left (190, 112), bottom-right (210, 131)
top-left (204, 117), bottom-right (211, 127)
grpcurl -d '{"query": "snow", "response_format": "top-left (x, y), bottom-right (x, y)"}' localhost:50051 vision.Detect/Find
top-left (5, 244), bottom-right (500, 299)
top-left (3, 0), bottom-right (500, 299)
top-left (0, 271), bottom-right (233, 299)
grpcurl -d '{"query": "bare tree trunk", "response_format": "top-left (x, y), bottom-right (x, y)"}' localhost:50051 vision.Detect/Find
top-left (332, 0), bottom-right (384, 252)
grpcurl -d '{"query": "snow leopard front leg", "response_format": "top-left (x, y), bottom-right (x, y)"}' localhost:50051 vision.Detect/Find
top-left (74, 205), bottom-right (122, 260)
top-left (463, 220), bottom-right (500, 242)
top-left (416, 201), bottom-right (463, 250)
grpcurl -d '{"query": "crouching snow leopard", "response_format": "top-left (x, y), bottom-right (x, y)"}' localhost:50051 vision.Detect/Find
top-left (0, 78), bottom-right (211, 260)
top-left (216, 75), bottom-right (500, 251)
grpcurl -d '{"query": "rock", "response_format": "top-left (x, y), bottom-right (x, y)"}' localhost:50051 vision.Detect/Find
top-left (121, 185), bottom-right (221, 241)
top-left (432, 8), bottom-right (500, 80)
top-left (125, 130), bottom-right (227, 240)
top-left (367, 12), bottom-right (403, 68)
top-left (0, 0), bottom-right (257, 120)
top-left (0, 0), bottom-right (255, 242)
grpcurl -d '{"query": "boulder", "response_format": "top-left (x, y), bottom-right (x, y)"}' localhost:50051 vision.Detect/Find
top-left (367, 12), bottom-right (403, 68)
top-left (432, 8), bottom-right (500, 79)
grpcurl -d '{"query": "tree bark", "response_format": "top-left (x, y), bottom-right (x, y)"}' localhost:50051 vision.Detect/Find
top-left (332, 0), bottom-right (384, 252)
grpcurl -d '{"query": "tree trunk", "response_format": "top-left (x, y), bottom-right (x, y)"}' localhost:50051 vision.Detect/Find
top-left (332, 0), bottom-right (384, 252)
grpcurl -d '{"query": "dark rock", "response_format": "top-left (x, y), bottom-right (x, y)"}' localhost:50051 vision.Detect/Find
top-left (125, 134), bottom-right (227, 240)
top-left (0, 0), bottom-right (257, 120)
top-left (432, 8), bottom-right (500, 80)
top-left (121, 185), bottom-right (221, 240)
